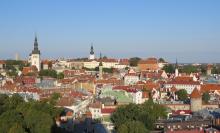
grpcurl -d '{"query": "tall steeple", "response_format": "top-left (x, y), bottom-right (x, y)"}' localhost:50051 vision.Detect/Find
top-left (32, 35), bottom-right (40, 54)
top-left (30, 35), bottom-right (41, 71)
top-left (175, 58), bottom-right (178, 69)
top-left (89, 44), bottom-right (95, 60)
top-left (90, 44), bottom-right (94, 55)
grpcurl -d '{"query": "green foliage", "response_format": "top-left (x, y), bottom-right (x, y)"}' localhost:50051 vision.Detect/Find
top-left (7, 71), bottom-right (18, 77)
top-left (139, 100), bottom-right (167, 130)
top-left (176, 89), bottom-right (188, 101)
top-left (4, 94), bottom-right (25, 110)
top-left (39, 69), bottom-right (57, 78)
top-left (0, 94), bottom-right (64, 133)
top-left (0, 94), bottom-right (9, 115)
top-left (49, 93), bottom-right (61, 106)
top-left (103, 56), bottom-right (108, 59)
top-left (202, 92), bottom-right (210, 104)
top-left (8, 123), bottom-right (26, 133)
top-left (158, 58), bottom-right (165, 63)
top-left (111, 100), bottom-right (167, 132)
top-left (0, 110), bottom-right (25, 133)
top-left (199, 65), bottom-right (207, 75)
top-left (25, 109), bottom-right (53, 133)
top-left (118, 121), bottom-right (148, 133)
top-left (129, 57), bottom-right (141, 67)
top-left (83, 67), bottom-right (113, 73)
top-left (162, 64), bottom-right (175, 73)
top-left (5, 60), bottom-right (26, 71)
top-left (57, 72), bottom-right (64, 79)
top-left (212, 65), bottom-right (220, 74)
top-left (103, 68), bottom-right (113, 73)
top-left (180, 65), bottom-right (198, 74)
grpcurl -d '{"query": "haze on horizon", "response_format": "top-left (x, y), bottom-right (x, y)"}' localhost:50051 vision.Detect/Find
top-left (0, 0), bottom-right (219, 63)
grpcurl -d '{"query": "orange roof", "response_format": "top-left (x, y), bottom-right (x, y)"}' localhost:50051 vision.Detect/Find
top-left (175, 76), bottom-right (193, 82)
top-left (201, 84), bottom-right (220, 92)
top-left (89, 101), bottom-right (102, 108)
top-left (0, 60), bottom-right (5, 64)
top-left (190, 88), bottom-right (201, 98)
top-left (138, 58), bottom-right (158, 64)
top-left (41, 60), bottom-right (51, 65)
top-left (170, 86), bottom-right (177, 92)
top-left (142, 92), bottom-right (149, 98)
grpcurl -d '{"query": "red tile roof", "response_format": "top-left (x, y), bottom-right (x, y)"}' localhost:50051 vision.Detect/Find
top-left (0, 60), bottom-right (5, 64)
top-left (89, 101), bottom-right (102, 108)
top-left (138, 58), bottom-right (158, 64)
top-left (190, 88), bottom-right (201, 98)
top-left (201, 84), bottom-right (220, 92)
top-left (101, 108), bottom-right (116, 114)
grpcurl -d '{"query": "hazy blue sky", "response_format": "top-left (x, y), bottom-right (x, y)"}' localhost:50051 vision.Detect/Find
top-left (0, 0), bottom-right (219, 63)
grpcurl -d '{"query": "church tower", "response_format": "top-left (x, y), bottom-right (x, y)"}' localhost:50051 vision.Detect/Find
top-left (175, 59), bottom-right (179, 77)
top-left (30, 35), bottom-right (41, 71)
top-left (89, 45), bottom-right (95, 60)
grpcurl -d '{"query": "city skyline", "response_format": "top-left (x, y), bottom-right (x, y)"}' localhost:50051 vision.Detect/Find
top-left (0, 0), bottom-right (219, 63)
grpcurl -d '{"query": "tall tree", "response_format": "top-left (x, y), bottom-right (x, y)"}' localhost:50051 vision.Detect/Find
top-left (202, 92), bottom-right (210, 104)
top-left (129, 57), bottom-right (141, 67)
top-left (162, 64), bottom-right (175, 73)
top-left (111, 100), bottom-right (167, 132)
top-left (176, 89), bottom-right (188, 101)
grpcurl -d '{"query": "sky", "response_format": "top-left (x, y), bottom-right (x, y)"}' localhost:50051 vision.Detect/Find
top-left (0, 0), bottom-right (219, 63)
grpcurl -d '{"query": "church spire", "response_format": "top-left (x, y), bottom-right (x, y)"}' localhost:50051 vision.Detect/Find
top-left (175, 58), bottom-right (178, 69)
top-left (32, 35), bottom-right (40, 55)
top-left (89, 43), bottom-right (95, 60)
top-left (34, 35), bottom-right (38, 50)
top-left (90, 44), bottom-right (94, 55)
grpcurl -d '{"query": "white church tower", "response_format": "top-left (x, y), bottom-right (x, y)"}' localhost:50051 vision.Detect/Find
top-left (175, 59), bottom-right (179, 77)
top-left (30, 35), bottom-right (41, 71)
top-left (89, 45), bottom-right (95, 60)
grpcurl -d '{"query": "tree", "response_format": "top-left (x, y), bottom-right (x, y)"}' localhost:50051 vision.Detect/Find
top-left (176, 89), bottom-right (188, 101)
top-left (158, 58), bottom-right (165, 63)
top-left (25, 109), bottom-right (53, 133)
top-left (202, 92), bottom-right (210, 104)
top-left (103, 68), bottom-right (113, 73)
top-left (8, 123), bottom-right (26, 133)
top-left (57, 72), bottom-right (64, 79)
top-left (129, 57), bottom-right (141, 67)
top-left (49, 93), bottom-right (61, 105)
top-left (0, 93), bottom-right (64, 133)
top-left (118, 121), bottom-right (148, 133)
top-left (103, 56), bottom-right (108, 59)
top-left (111, 104), bottom-right (140, 129)
top-left (162, 64), bottom-right (175, 73)
top-left (139, 100), bottom-right (167, 130)
top-left (39, 69), bottom-right (57, 78)
top-left (0, 110), bottom-right (24, 133)
top-left (199, 65), bottom-right (207, 75)
top-left (181, 65), bottom-right (198, 74)
top-left (118, 124), bottom-right (128, 133)
top-left (212, 66), bottom-right (220, 74)
top-left (4, 94), bottom-right (24, 110)
top-left (111, 100), bottom-right (167, 132)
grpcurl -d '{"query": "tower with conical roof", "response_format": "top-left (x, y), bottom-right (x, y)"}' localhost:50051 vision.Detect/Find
top-left (89, 44), bottom-right (95, 60)
top-left (190, 87), bottom-right (202, 112)
top-left (30, 35), bottom-right (41, 71)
